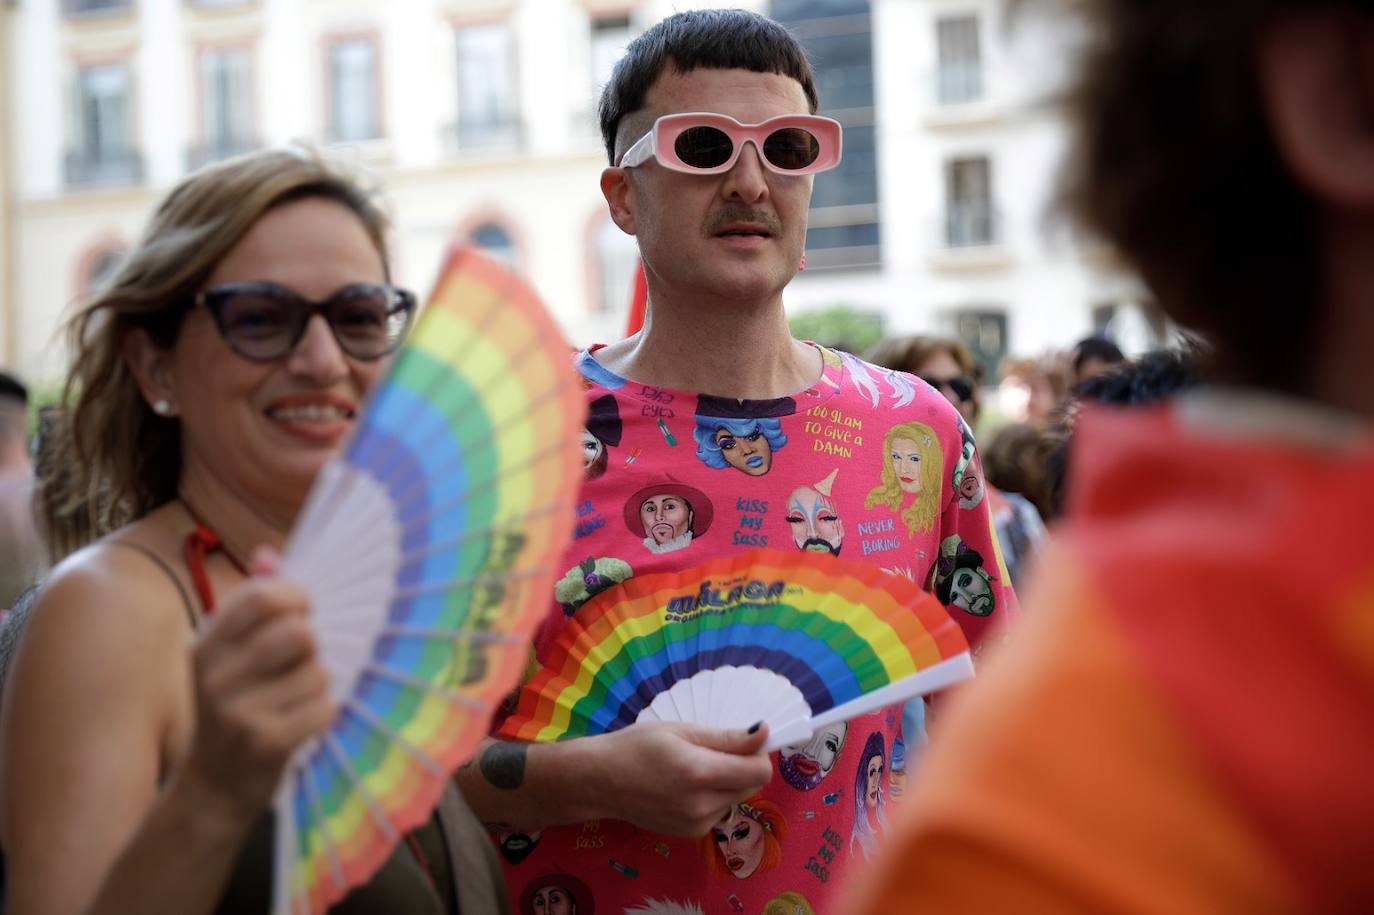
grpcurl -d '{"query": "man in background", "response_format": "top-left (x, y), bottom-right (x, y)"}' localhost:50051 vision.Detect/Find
top-left (0, 373), bottom-right (42, 609)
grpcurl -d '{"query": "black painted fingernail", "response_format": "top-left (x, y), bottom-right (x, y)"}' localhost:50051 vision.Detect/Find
top-left (748, 721), bottom-right (762, 734)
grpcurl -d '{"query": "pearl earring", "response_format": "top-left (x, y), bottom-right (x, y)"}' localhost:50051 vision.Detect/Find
top-left (153, 400), bottom-right (171, 416)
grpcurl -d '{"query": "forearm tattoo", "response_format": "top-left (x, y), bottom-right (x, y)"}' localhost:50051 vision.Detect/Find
top-left (479, 741), bottom-right (528, 791)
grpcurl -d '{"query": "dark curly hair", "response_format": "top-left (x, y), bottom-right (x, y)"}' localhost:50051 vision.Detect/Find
top-left (1057, 1), bottom-right (1343, 393)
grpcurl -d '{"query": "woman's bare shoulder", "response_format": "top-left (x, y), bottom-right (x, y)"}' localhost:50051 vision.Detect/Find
top-left (24, 516), bottom-right (196, 667)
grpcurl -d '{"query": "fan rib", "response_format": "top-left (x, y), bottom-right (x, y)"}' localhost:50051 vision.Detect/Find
top-left (379, 628), bottom-right (523, 646)
top-left (388, 436), bottom-right (572, 535)
top-left (392, 565), bottom-right (548, 603)
top-left (342, 698), bottom-right (445, 777)
top-left (394, 501), bottom-right (566, 575)
top-left (299, 750), bottom-right (349, 894)
top-left (347, 298), bottom-right (507, 479)
top-left (364, 663), bottom-right (490, 712)
top-left (320, 733), bottom-right (400, 844)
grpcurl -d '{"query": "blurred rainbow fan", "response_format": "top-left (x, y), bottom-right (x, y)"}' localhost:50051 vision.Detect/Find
top-left (271, 247), bottom-right (585, 914)
top-left (498, 548), bottom-right (973, 752)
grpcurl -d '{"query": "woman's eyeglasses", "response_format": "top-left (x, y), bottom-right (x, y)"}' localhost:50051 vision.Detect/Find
top-left (618, 112), bottom-right (843, 176)
top-left (197, 282), bottom-right (416, 362)
top-left (919, 374), bottom-right (976, 404)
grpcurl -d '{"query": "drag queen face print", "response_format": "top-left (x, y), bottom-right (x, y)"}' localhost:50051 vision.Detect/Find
top-left (699, 796), bottom-right (788, 879)
top-left (849, 731), bottom-right (889, 860)
top-left (694, 416), bottom-right (787, 476)
top-left (785, 469), bottom-right (844, 557)
top-left (932, 536), bottom-right (997, 617)
top-left (623, 477), bottom-right (714, 555)
top-left (864, 422), bottom-right (944, 538)
top-left (520, 872), bottom-right (594, 915)
top-left (951, 421), bottom-right (984, 509)
top-left (779, 720), bottom-right (847, 791)
top-left (498, 828), bottom-right (543, 865)
top-left (692, 395), bottom-right (793, 477)
top-left (582, 394), bottom-right (622, 480)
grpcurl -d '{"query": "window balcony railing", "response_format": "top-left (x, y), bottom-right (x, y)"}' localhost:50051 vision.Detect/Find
top-left (64, 0), bottom-right (133, 17)
top-left (445, 115), bottom-right (524, 154)
top-left (63, 147), bottom-right (144, 188)
top-left (186, 136), bottom-right (261, 172)
top-left (936, 63), bottom-right (985, 107)
top-left (944, 201), bottom-right (1000, 249)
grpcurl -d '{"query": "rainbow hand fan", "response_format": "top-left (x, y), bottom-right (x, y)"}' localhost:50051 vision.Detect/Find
top-left (498, 549), bottom-right (973, 753)
top-left (272, 247), bottom-right (585, 915)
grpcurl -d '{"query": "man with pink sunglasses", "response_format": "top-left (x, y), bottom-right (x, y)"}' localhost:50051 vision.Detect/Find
top-left (460, 10), bottom-right (1016, 913)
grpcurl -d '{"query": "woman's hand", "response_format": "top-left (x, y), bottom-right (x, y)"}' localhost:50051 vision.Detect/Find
top-left (178, 548), bottom-right (335, 827)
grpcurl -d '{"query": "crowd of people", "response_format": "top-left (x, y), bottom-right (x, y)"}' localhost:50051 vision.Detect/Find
top-left (0, 1), bottom-right (1369, 913)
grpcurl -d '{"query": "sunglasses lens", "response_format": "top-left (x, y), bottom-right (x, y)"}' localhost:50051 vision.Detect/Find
top-left (762, 127), bottom-right (821, 170)
top-left (921, 375), bottom-right (976, 404)
top-left (217, 289), bottom-right (298, 359)
top-left (329, 286), bottom-right (411, 358)
top-left (673, 125), bottom-right (734, 169)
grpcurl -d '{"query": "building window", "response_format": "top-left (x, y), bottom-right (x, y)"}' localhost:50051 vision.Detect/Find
top-left (470, 223), bottom-right (518, 269)
top-left (936, 14), bottom-right (983, 105)
top-left (593, 216), bottom-right (638, 316)
top-left (64, 0), bottom-right (131, 15)
top-left (590, 16), bottom-right (632, 93)
top-left (455, 23), bottom-right (520, 149)
top-left (942, 308), bottom-right (1007, 382)
top-left (771, 0), bottom-right (881, 270)
top-left (327, 37), bottom-right (380, 142)
top-left (192, 47), bottom-right (255, 169)
top-left (944, 156), bottom-right (997, 248)
top-left (66, 63), bottom-right (142, 187)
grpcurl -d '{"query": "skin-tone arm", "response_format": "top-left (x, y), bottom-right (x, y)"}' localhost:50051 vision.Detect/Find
top-left (457, 722), bottom-right (773, 837)
top-left (0, 548), bottom-right (333, 915)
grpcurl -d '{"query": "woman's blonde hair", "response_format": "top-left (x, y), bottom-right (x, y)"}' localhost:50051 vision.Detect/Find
top-left (39, 147), bottom-right (391, 560)
top-left (864, 421), bottom-right (944, 537)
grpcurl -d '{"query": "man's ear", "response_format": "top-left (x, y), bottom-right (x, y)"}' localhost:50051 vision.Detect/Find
top-left (600, 167), bottom-right (638, 235)
top-left (1259, 11), bottom-right (1374, 210)
top-left (123, 328), bottom-right (180, 417)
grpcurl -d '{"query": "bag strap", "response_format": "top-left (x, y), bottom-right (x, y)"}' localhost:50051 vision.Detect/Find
top-left (106, 539), bottom-right (200, 631)
top-left (434, 782), bottom-right (511, 915)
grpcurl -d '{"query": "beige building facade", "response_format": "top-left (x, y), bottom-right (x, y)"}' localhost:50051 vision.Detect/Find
top-left (6, 0), bottom-right (1147, 385)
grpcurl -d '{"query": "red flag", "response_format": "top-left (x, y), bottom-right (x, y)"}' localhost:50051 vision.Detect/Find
top-left (623, 259), bottom-right (647, 338)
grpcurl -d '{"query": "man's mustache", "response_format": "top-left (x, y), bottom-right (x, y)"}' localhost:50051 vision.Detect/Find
top-left (705, 205), bottom-right (783, 236)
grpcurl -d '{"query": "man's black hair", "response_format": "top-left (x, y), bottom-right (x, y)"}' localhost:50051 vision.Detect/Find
top-left (1047, 346), bottom-right (1203, 519)
top-left (1071, 336), bottom-right (1125, 374)
top-left (1072, 346), bottom-right (1199, 405)
top-left (598, 9), bottom-right (819, 165)
top-left (0, 372), bottom-right (27, 406)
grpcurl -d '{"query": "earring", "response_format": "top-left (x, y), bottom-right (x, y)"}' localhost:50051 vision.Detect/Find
top-left (153, 399), bottom-right (172, 417)
top-left (798, 253), bottom-right (807, 272)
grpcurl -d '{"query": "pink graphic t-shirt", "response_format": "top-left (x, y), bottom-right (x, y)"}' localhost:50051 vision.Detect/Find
top-left (496, 344), bottom-right (1016, 915)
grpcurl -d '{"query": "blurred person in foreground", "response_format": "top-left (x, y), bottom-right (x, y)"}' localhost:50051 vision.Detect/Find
top-left (0, 149), bottom-right (505, 914)
top-left (0, 373), bottom-right (43, 609)
top-left (868, 335), bottom-right (1046, 587)
top-left (460, 11), bottom-right (1015, 914)
top-left (853, 0), bottom-right (1374, 911)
